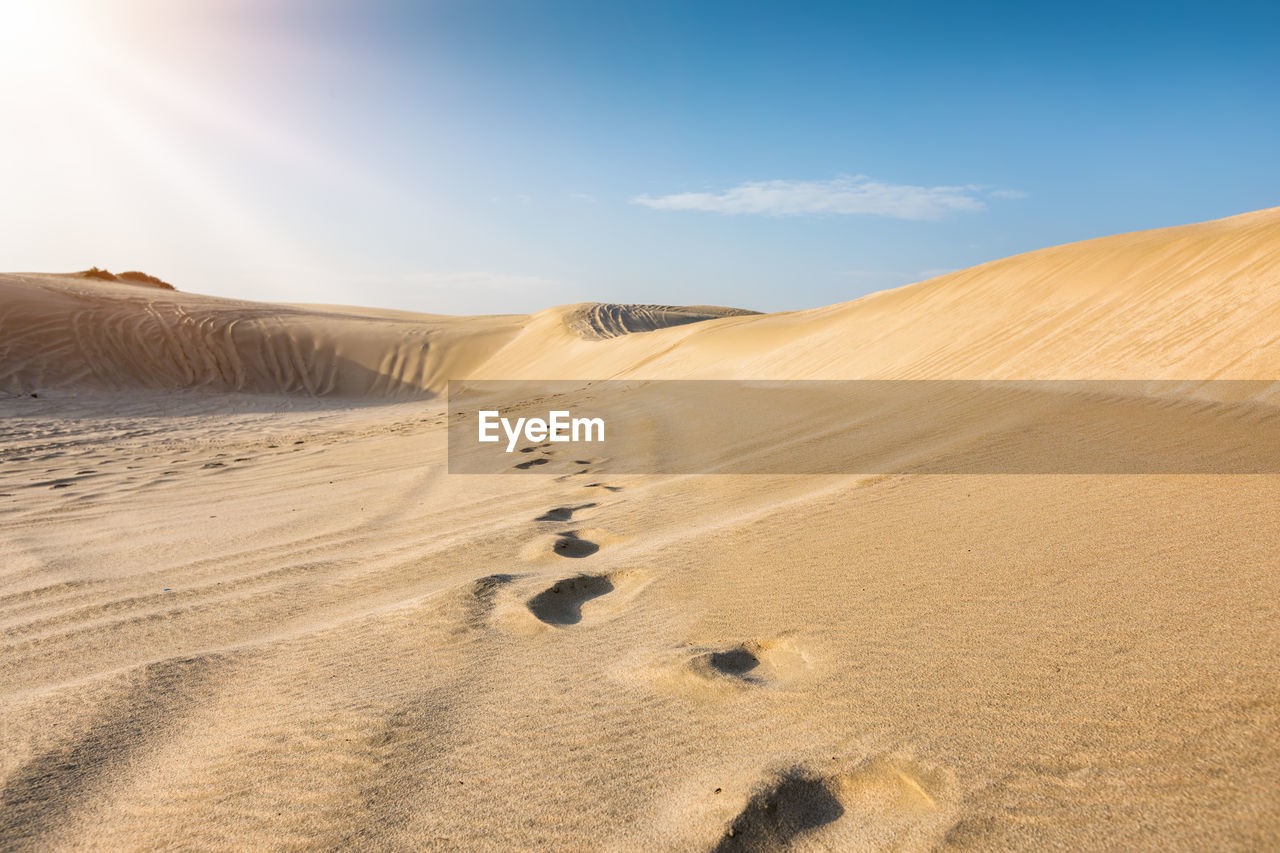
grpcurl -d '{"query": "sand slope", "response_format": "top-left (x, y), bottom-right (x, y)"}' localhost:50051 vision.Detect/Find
top-left (2, 208), bottom-right (1279, 851)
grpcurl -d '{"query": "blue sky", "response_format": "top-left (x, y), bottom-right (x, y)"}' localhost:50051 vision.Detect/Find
top-left (1, 0), bottom-right (1276, 313)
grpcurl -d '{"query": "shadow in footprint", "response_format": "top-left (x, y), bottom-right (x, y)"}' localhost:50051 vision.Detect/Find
top-left (528, 574), bottom-right (614, 625)
top-left (714, 771), bottom-right (845, 852)
top-left (514, 458), bottom-right (550, 470)
top-left (534, 503), bottom-right (597, 522)
top-left (552, 533), bottom-right (599, 558)
top-left (706, 648), bottom-right (760, 678)
top-left (680, 636), bottom-right (808, 689)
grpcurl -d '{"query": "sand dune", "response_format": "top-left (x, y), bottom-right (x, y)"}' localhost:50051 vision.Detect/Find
top-left (0, 276), bottom-right (753, 398)
top-left (0, 273), bottom-right (524, 397)
top-left (6, 207), bottom-right (1279, 400)
top-left (2, 208), bottom-right (1279, 851)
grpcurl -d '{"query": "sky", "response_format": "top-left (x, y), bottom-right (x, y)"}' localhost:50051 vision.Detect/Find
top-left (1, 0), bottom-right (1277, 314)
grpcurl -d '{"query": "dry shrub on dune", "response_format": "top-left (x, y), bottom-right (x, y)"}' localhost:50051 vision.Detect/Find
top-left (78, 267), bottom-right (175, 290)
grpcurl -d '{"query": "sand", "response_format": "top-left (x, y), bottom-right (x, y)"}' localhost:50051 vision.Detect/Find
top-left (2, 208), bottom-right (1279, 850)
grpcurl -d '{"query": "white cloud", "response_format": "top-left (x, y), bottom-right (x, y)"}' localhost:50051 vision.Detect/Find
top-left (632, 176), bottom-right (1024, 220)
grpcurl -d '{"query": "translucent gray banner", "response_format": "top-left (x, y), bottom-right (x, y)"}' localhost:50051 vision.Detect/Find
top-left (447, 380), bottom-right (1280, 474)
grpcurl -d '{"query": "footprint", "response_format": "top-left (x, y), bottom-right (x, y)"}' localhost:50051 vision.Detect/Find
top-left (713, 756), bottom-right (954, 852)
top-left (462, 573), bottom-right (522, 628)
top-left (534, 503), bottom-right (597, 522)
top-left (585, 482), bottom-right (623, 492)
top-left (201, 461), bottom-right (225, 469)
top-left (695, 648), bottom-right (762, 681)
top-left (519, 527), bottom-right (623, 563)
top-left (647, 636), bottom-right (811, 693)
top-left (471, 573), bottom-right (518, 603)
top-left (713, 770), bottom-right (845, 852)
top-left (552, 532), bottom-right (600, 558)
top-left (528, 573), bottom-right (615, 625)
top-left (513, 457), bottom-right (550, 470)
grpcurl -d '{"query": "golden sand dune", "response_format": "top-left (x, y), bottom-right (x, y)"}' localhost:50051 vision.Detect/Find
top-left (2, 209), bottom-right (1279, 851)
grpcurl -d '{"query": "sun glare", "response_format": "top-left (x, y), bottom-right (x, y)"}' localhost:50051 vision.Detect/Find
top-left (0, 1), bottom-right (90, 74)
top-left (0, 0), bottom-right (335, 284)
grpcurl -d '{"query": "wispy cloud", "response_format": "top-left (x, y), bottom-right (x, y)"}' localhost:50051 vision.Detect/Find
top-left (632, 176), bottom-right (1024, 220)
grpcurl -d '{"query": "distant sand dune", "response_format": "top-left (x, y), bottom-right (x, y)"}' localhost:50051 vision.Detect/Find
top-left (564, 303), bottom-right (760, 340)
